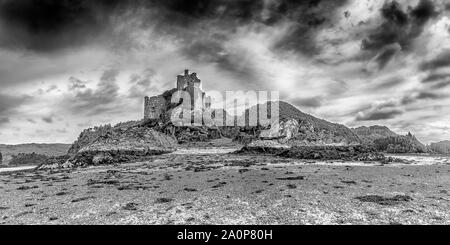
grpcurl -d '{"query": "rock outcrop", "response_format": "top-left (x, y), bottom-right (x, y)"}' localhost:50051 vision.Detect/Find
top-left (39, 121), bottom-right (177, 169)
top-left (233, 102), bottom-right (393, 162)
top-left (236, 144), bottom-right (387, 162)
top-left (352, 126), bottom-right (427, 154)
top-left (352, 125), bottom-right (398, 145)
top-left (243, 101), bottom-right (361, 146)
top-left (374, 133), bottom-right (427, 153)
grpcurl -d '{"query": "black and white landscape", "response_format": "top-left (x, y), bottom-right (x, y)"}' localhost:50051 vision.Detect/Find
top-left (0, 0), bottom-right (450, 225)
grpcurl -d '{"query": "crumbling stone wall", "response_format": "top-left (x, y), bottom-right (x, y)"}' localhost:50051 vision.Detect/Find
top-left (145, 69), bottom-right (210, 121)
top-left (144, 95), bottom-right (167, 120)
top-left (177, 69), bottom-right (201, 90)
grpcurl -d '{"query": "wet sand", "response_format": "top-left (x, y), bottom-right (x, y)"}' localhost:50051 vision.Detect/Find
top-left (0, 148), bottom-right (449, 225)
top-left (0, 166), bottom-right (37, 173)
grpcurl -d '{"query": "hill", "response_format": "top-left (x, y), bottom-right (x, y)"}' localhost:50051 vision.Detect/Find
top-left (352, 126), bottom-right (398, 145)
top-left (0, 143), bottom-right (71, 165)
top-left (241, 101), bottom-right (361, 146)
top-left (39, 120), bottom-right (177, 169)
top-left (372, 133), bottom-right (427, 153)
top-left (351, 126), bottom-right (427, 153)
top-left (429, 141), bottom-right (450, 155)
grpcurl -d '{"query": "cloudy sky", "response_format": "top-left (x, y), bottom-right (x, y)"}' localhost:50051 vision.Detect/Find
top-left (0, 0), bottom-right (449, 144)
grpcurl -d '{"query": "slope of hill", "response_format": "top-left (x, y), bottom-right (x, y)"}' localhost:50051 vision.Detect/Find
top-left (0, 143), bottom-right (71, 165)
top-left (352, 125), bottom-right (427, 153)
top-left (373, 133), bottom-right (427, 153)
top-left (242, 101), bottom-right (361, 146)
top-left (429, 141), bottom-right (450, 155)
top-left (352, 125), bottom-right (398, 145)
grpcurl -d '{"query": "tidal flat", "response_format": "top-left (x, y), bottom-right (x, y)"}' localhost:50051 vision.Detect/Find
top-left (1, 148), bottom-right (449, 225)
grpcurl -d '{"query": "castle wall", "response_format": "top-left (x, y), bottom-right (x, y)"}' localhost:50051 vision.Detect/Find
top-left (144, 95), bottom-right (166, 120)
top-left (186, 86), bottom-right (204, 110)
top-left (144, 70), bottom-right (208, 121)
top-left (176, 75), bottom-right (186, 90)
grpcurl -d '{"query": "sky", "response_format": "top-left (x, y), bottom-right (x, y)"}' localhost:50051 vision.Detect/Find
top-left (0, 0), bottom-right (449, 144)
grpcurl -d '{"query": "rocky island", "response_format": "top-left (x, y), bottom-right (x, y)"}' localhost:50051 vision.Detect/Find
top-left (1, 70), bottom-right (449, 225)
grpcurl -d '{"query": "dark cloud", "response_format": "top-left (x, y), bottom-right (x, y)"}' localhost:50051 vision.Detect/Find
top-left (0, 0), bottom-right (350, 100)
top-left (0, 117), bottom-right (10, 125)
top-left (291, 96), bottom-right (323, 108)
top-left (41, 115), bottom-right (54, 124)
top-left (68, 77), bottom-right (88, 90)
top-left (128, 68), bottom-right (157, 98)
top-left (152, 0), bottom-right (346, 30)
top-left (266, 0), bottom-right (349, 55)
top-left (400, 89), bottom-right (446, 106)
top-left (169, 0), bottom-right (350, 85)
top-left (373, 44), bottom-right (400, 69)
top-left (45, 85), bottom-right (58, 93)
top-left (151, 0), bottom-right (263, 26)
top-left (356, 108), bottom-right (403, 121)
top-left (0, 0), bottom-right (129, 52)
top-left (68, 68), bottom-right (120, 115)
top-left (422, 73), bottom-right (450, 83)
top-left (419, 50), bottom-right (450, 71)
top-left (99, 68), bottom-right (120, 83)
top-left (355, 85), bottom-right (447, 122)
top-left (0, 0), bottom-right (349, 55)
top-left (0, 93), bottom-right (28, 114)
top-left (416, 91), bottom-right (443, 100)
top-left (362, 0), bottom-right (438, 64)
top-left (0, 93), bottom-right (31, 126)
top-left (355, 99), bottom-right (403, 121)
top-left (430, 81), bottom-right (450, 89)
top-left (180, 37), bottom-right (266, 88)
top-left (374, 76), bottom-right (405, 90)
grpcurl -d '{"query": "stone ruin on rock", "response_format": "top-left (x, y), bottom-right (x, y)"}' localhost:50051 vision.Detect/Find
top-left (144, 69), bottom-right (211, 121)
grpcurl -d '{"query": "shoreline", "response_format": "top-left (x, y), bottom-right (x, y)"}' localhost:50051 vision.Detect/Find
top-left (0, 165), bottom-right (37, 173)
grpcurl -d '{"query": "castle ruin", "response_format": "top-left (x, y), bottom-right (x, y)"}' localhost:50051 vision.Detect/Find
top-left (144, 69), bottom-right (211, 121)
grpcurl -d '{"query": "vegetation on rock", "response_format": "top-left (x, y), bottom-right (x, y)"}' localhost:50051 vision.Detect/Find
top-left (0, 143), bottom-right (71, 165)
top-left (373, 133), bottom-right (427, 153)
top-left (9, 153), bottom-right (50, 166)
top-left (353, 126), bottom-right (427, 154)
top-left (236, 144), bottom-right (387, 162)
top-left (242, 101), bottom-right (361, 146)
top-left (41, 120), bottom-right (178, 169)
top-left (352, 125), bottom-right (398, 145)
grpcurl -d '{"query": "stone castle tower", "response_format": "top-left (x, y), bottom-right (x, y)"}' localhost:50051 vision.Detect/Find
top-left (144, 69), bottom-right (211, 120)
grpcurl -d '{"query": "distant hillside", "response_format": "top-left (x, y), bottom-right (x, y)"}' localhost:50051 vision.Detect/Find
top-left (8, 153), bottom-right (49, 167)
top-left (0, 143), bottom-right (71, 165)
top-left (242, 101), bottom-right (361, 146)
top-left (429, 141), bottom-right (450, 155)
top-left (352, 125), bottom-right (427, 153)
top-left (373, 133), bottom-right (427, 153)
top-left (352, 125), bottom-right (398, 145)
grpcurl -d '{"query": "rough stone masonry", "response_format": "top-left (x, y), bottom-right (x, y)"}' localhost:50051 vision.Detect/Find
top-left (144, 69), bottom-right (211, 121)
